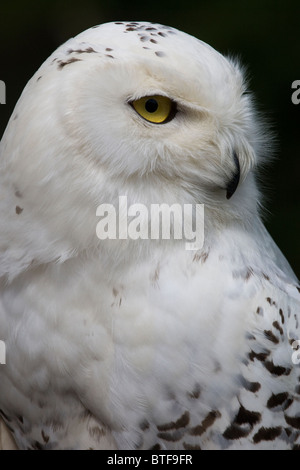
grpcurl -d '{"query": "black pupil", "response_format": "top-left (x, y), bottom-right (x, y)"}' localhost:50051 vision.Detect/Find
top-left (145, 99), bottom-right (158, 113)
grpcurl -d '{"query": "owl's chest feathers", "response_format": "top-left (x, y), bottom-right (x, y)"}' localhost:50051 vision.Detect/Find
top-left (2, 238), bottom-right (265, 424)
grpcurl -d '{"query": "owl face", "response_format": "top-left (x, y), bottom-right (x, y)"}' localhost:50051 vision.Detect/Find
top-left (0, 22), bottom-right (265, 276)
top-left (54, 22), bottom-right (259, 194)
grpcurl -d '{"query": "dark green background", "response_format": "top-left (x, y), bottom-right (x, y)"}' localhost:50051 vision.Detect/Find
top-left (0, 0), bottom-right (299, 278)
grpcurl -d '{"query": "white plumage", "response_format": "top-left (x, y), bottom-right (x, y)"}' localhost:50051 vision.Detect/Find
top-left (0, 21), bottom-right (299, 450)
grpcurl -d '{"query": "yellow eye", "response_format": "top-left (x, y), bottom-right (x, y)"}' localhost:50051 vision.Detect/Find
top-left (131, 95), bottom-right (176, 124)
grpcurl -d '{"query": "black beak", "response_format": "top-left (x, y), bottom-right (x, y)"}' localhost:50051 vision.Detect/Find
top-left (226, 152), bottom-right (240, 199)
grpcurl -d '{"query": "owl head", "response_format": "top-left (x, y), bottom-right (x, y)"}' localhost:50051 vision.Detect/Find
top-left (0, 22), bottom-right (268, 278)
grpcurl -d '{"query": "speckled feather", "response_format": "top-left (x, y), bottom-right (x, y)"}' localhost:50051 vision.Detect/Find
top-left (0, 22), bottom-right (299, 450)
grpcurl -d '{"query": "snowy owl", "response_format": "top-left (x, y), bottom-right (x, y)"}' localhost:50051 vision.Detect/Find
top-left (0, 21), bottom-right (299, 451)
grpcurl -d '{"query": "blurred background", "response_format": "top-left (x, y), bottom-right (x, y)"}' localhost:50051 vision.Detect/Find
top-left (0, 0), bottom-right (299, 278)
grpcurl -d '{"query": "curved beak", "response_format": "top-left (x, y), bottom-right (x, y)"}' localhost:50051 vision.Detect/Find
top-left (226, 152), bottom-right (240, 199)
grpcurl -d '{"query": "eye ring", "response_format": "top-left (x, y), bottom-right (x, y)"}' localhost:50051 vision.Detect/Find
top-left (130, 95), bottom-right (177, 124)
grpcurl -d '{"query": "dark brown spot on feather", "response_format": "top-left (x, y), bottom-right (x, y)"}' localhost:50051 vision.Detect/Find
top-left (266, 297), bottom-right (277, 307)
top-left (106, 55), bottom-right (114, 59)
top-left (252, 426), bottom-right (282, 443)
top-left (150, 39), bottom-right (157, 43)
top-left (189, 410), bottom-right (221, 436)
top-left (234, 405), bottom-right (261, 426)
top-left (264, 361), bottom-right (291, 376)
top-left (248, 382), bottom-right (261, 393)
top-left (157, 411), bottom-right (189, 431)
top-left (279, 309), bottom-right (285, 324)
top-left (183, 442), bottom-right (201, 450)
top-left (223, 424), bottom-right (250, 440)
top-left (248, 350), bottom-right (270, 362)
top-left (158, 32), bottom-right (166, 37)
top-left (15, 190), bottom-right (22, 198)
top-left (157, 430), bottom-right (183, 441)
top-left (284, 415), bottom-right (300, 429)
top-left (264, 329), bottom-right (279, 344)
top-left (150, 443), bottom-right (161, 450)
top-left (267, 392), bottom-right (289, 409)
top-left (240, 376), bottom-right (261, 393)
top-left (57, 58), bottom-right (82, 69)
top-left (83, 47), bottom-right (96, 53)
top-left (16, 206), bottom-right (23, 214)
top-left (68, 47), bottom-right (96, 54)
top-left (273, 321), bottom-right (283, 335)
top-left (256, 307), bottom-right (263, 316)
top-left (106, 48), bottom-right (113, 51)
